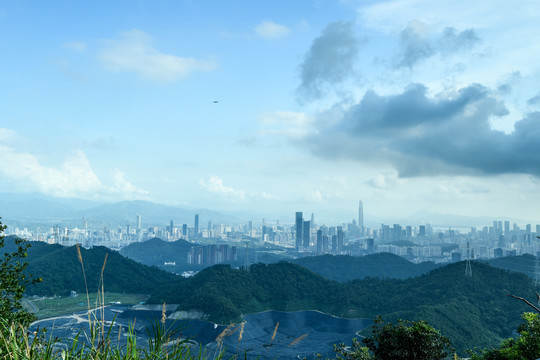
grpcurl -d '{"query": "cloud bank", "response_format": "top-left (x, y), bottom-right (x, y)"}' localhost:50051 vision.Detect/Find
top-left (302, 83), bottom-right (540, 177)
top-left (255, 21), bottom-right (290, 38)
top-left (396, 22), bottom-right (480, 68)
top-left (0, 132), bottom-right (148, 200)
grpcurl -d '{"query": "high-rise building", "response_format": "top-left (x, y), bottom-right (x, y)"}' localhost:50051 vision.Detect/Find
top-left (136, 214), bottom-right (141, 230)
top-left (194, 214), bottom-right (199, 238)
top-left (169, 220), bottom-right (174, 235)
top-left (358, 201), bottom-right (364, 237)
top-left (303, 220), bottom-right (310, 248)
top-left (316, 229), bottom-right (323, 253)
top-left (337, 227), bottom-right (344, 252)
top-left (331, 235), bottom-right (337, 253)
top-left (418, 225), bottom-right (426, 238)
top-left (295, 212), bottom-right (303, 249)
top-left (323, 235), bottom-right (329, 253)
top-left (366, 238), bottom-right (374, 254)
top-left (182, 224), bottom-right (188, 237)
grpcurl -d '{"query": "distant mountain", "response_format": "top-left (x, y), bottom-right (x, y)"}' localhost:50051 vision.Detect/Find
top-left (0, 195), bottom-right (242, 227)
top-left (0, 196), bottom-right (101, 224)
top-left (75, 200), bottom-right (242, 226)
top-left (486, 254), bottom-right (538, 278)
top-left (292, 253), bottom-right (441, 281)
top-left (3, 236), bottom-right (178, 296)
top-left (148, 260), bottom-right (536, 355)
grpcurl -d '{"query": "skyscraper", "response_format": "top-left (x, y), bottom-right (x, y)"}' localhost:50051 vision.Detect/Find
top-left (182, 224), bottom-right (188, 237)
top-left (194, 214), bottom-right (199, 238)
top-left (337, 227), bottom-right (344, 252)
top-left (303, 220), bottom-right (310, 248)
top-left (136, 214), bottom-right (141, 230)
top-left (358, 200), bottom-right (364, 237)
top-left (295, 212), bottom-right (303, 250)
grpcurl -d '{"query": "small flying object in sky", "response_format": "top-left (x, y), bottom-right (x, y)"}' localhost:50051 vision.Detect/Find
top-left (213, 100), bottom-right (219, 103)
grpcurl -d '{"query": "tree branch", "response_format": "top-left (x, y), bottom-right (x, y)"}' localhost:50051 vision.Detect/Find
top-left (507, 294), bottom-right (540, 313)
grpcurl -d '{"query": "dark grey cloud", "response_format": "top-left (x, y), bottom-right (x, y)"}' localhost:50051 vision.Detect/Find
top-left (527, 91), bottom-right (540, 106)
top-left (397, 25), bottom-right (480, 68)
top-left (439, 27), bottom-right (480, 54)
top-left (302, 83), bottom-right (540, 177)
top-left (397, 26), bottom-right (434, 68)
top-left (497, 71), bottom-right (521, 95)
top-left (297, 21), bottom-right (363, 103)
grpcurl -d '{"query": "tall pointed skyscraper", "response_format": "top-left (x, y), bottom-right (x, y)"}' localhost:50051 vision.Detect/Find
top-left (358, 200), bottom-right (364, 237)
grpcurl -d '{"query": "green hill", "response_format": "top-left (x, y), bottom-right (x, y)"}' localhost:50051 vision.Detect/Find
top-left (292, 253), bottom-right (441, 281)
top-left (487, 254), bottom-right (538, 278)
top-left (148, 260), bottom-right (535, 355)
top-left (3, 236), bottom-right (179, 296)
top-left (148, 262), bottom-right (338, 322)
top-left (120, 237), bottom-right (195, 268)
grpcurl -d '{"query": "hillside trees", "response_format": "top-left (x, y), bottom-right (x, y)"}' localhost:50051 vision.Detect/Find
top-left (362, 317), bottom-right (453, 360)
top-left (0, 218), bottom-right (40, 326)
top-left (470, 312), bottom-right (540, 360)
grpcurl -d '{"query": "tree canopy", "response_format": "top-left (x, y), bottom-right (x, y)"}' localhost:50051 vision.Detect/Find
top-left (0, 218), bottom-right (40, 326)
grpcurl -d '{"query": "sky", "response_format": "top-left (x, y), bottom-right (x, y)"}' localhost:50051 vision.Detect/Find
top-left (1, 0), bottom-right (540, 224)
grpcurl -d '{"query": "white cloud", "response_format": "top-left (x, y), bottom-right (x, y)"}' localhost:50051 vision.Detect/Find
top-left (199, 176), bottom-right (246, 200)
top-left (260, 110), bottom-right (310, 126)
top-left (358, 0), bottom-right (533, 31)
top-left (0, 128), bottom-right (16, 142)
top-left (260, 110), bottom-right (314, 138)
top-left (255, 21), bottom-right (291, 39)
top-left (0, 147), bottom-right (103, 198)
top-left (258, 191), bottom-right (280, 200)
top-left (63, 41), bottom-right (87, 52)
top-left (108, 169), bottom-right (149, 198)
top-left (0, 131), bottom-right (148, 200)
top-left (366, 172), bottom-right (402, 189)
top-left (98, 29), bottom-right (217, 82)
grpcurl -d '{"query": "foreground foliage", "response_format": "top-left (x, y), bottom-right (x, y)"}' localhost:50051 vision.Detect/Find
top-left (363, 317), bottom-right (453, 360)
top-left (0, 219), bottom-right (41, 326)
top-left (0, 316), bottom-right (218, 360)
top-left (470, 312), bottom-right (540, 360)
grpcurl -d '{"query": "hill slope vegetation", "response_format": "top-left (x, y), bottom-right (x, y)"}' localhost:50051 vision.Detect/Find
top-left (148, 260), bottom-right (535, 354)
top-left (292, 253), bottom-right (441, 281)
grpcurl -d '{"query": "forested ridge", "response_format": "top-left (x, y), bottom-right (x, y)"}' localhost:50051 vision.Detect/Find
top-left (292, 253), bottom-right (441, 281)
top-left (7, 235), bottom-right (538, 354)
top-left (149, 260), bottom-right (535, 354)
top-left (3, 236), bottom-right (177, 296)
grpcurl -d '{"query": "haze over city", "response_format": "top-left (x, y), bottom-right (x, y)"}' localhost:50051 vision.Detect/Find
top-left (2, 0), bottom-right (540, 224)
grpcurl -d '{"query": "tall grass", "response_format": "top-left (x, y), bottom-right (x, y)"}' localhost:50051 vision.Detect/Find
top-left (0, 243), bottom-right (223, 360)
top-left (1, 243), bottom-right (317, 360)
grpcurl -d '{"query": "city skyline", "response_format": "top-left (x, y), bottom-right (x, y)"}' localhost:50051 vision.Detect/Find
top-left (2, 1), bottom-right (540, 221)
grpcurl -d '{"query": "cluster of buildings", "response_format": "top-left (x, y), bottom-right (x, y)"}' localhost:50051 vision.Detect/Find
top-left (4, 200), bottom-right (540, 264)
top-left (187, 244), bottom-right (238, 266)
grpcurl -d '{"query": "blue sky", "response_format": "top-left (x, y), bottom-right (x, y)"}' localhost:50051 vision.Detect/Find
top-left (2, 0), bottom-right (540, 223)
